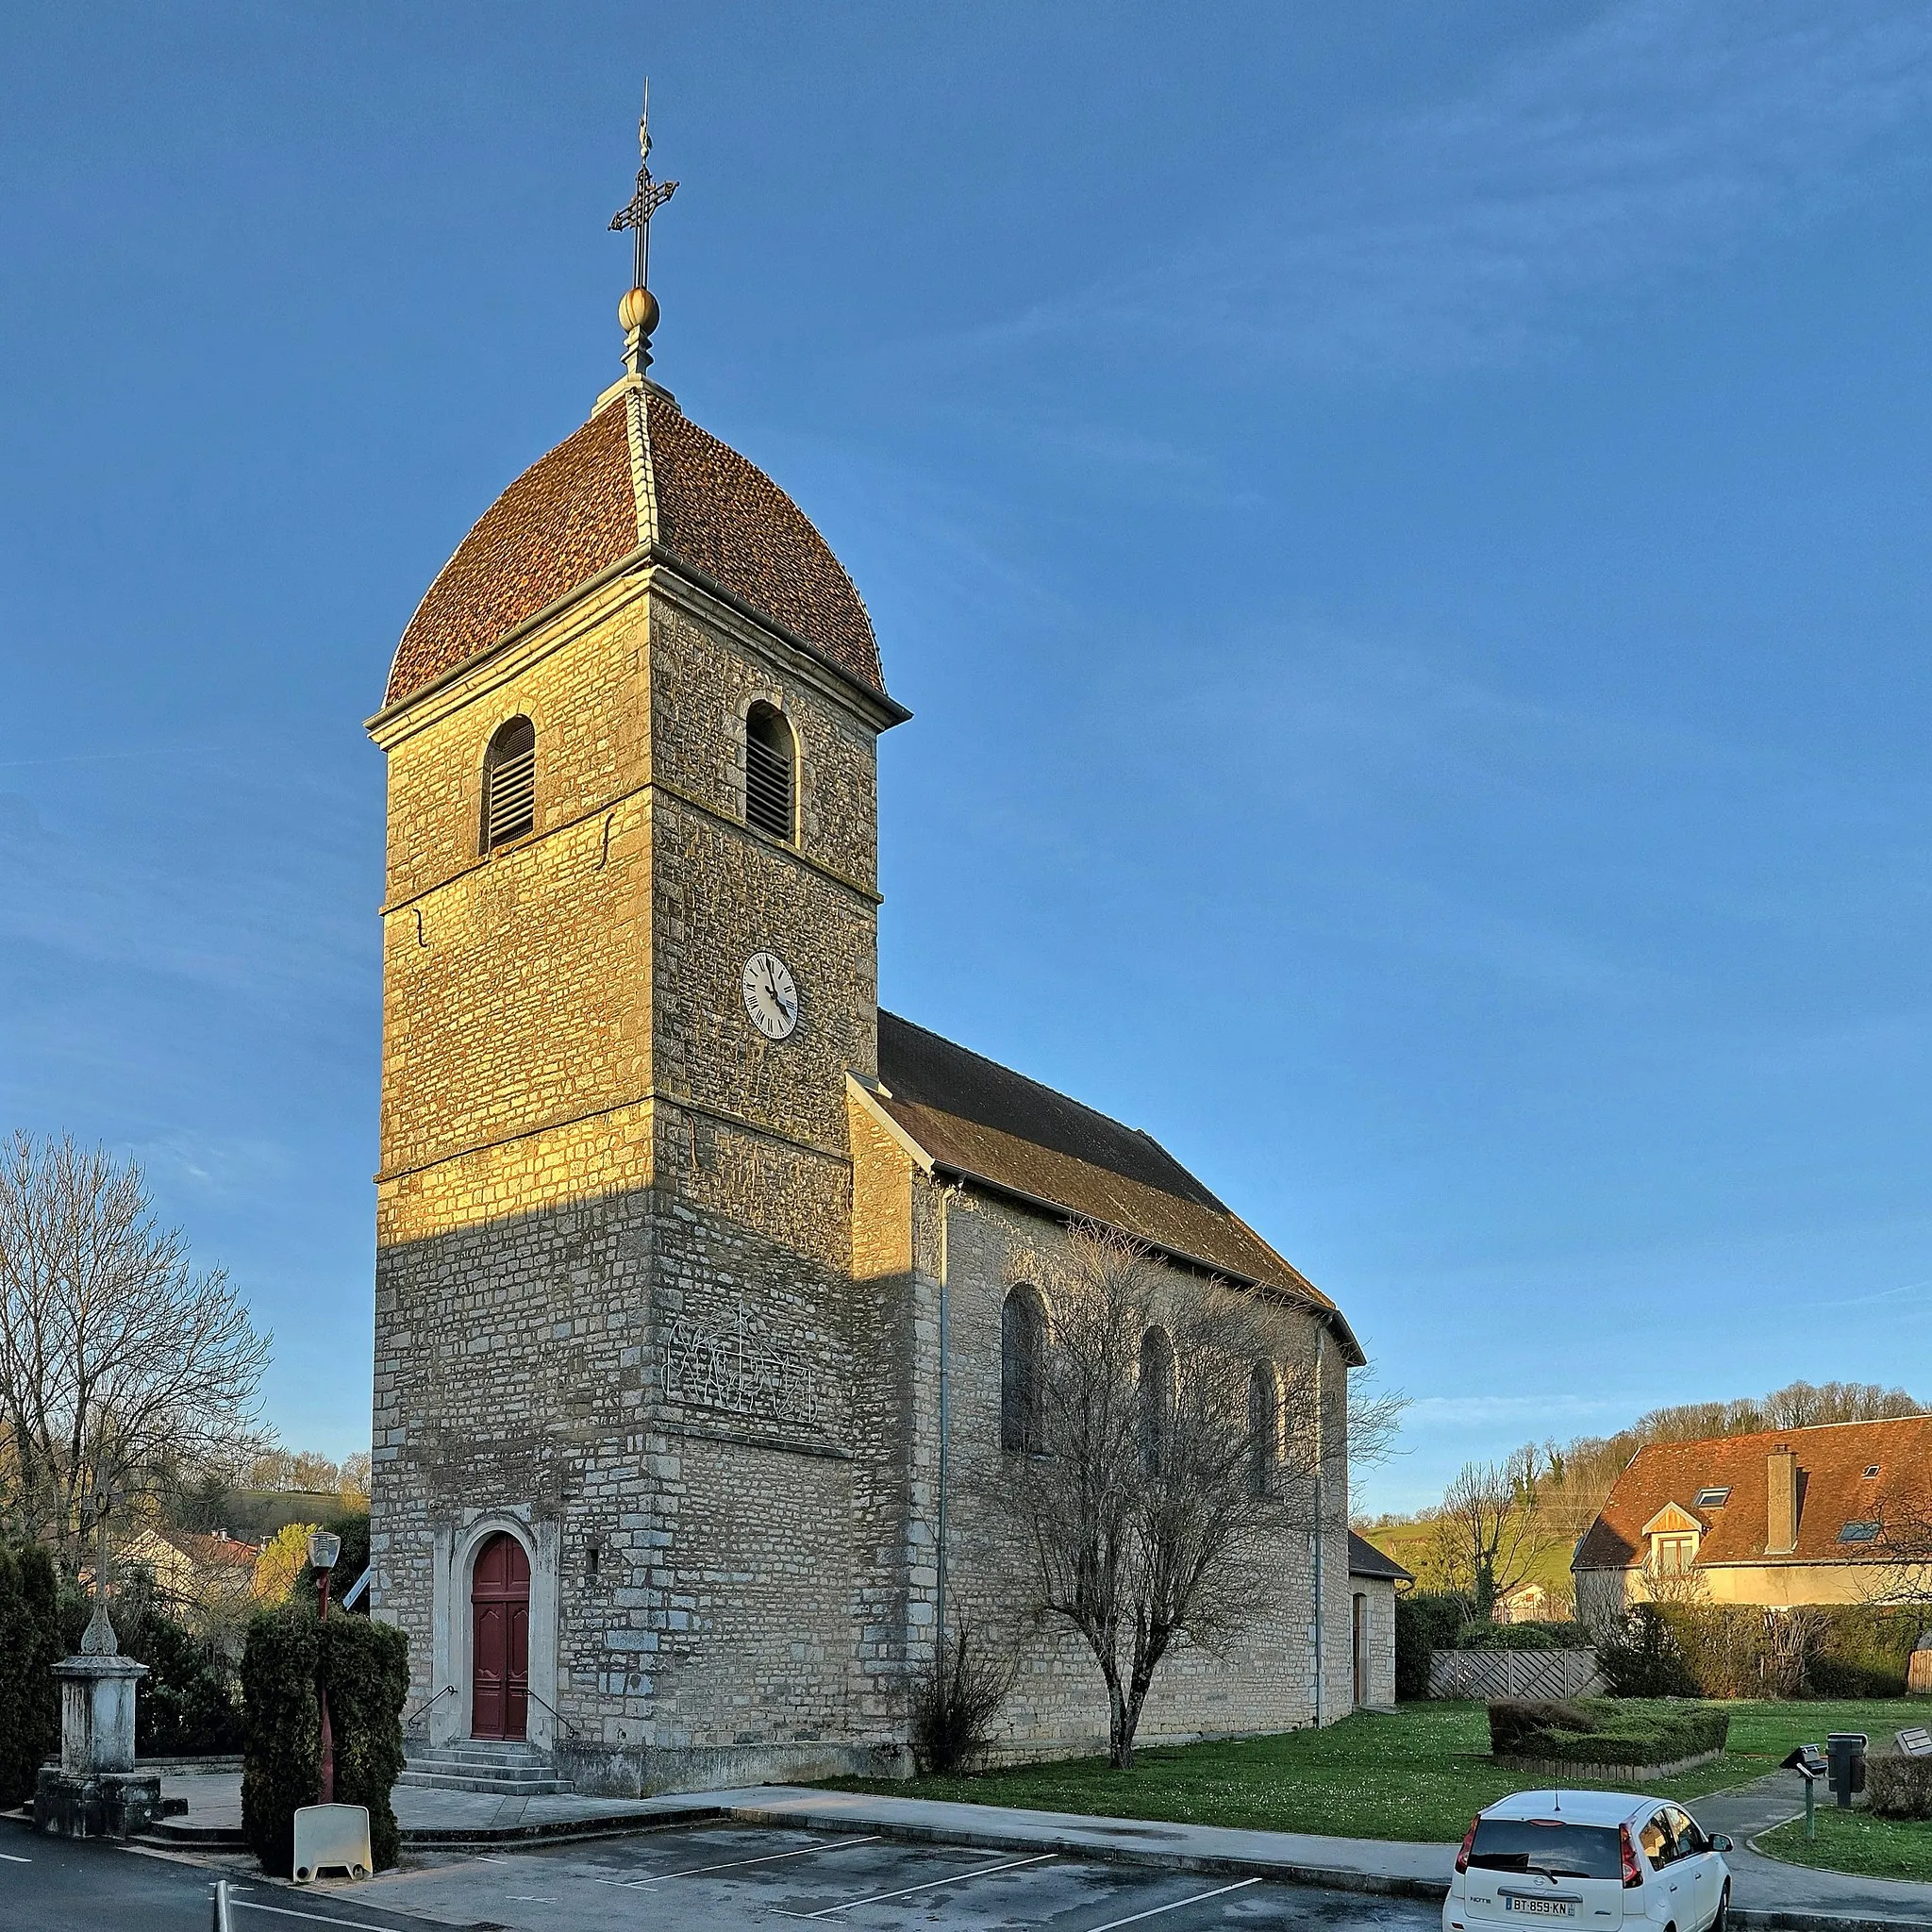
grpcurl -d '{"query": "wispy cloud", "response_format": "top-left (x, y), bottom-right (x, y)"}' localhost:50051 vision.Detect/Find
top-left (1407, 1393), bottom-right (1629, 1431)
top-left (943, 1), bottom-right (1932, 380)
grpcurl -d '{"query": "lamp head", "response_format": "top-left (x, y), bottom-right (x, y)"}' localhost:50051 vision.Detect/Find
top-left (308, 1529), bottom-right (341, 1574)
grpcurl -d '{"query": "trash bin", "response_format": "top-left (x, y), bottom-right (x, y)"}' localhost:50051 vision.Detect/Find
top-left (1826, 1731), bottom-right (1868, 1808)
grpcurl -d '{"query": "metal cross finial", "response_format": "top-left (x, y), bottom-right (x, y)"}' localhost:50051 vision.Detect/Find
top-left (609, 81), bottom-right (678, 291)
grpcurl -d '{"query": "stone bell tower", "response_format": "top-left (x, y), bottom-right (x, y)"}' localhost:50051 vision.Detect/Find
top-left (366, 105), bottom-right (911, 1793)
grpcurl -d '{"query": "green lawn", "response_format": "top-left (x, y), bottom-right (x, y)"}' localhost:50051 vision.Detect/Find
top-left (1758, 1807), bottom-right (1932, 1883)
top-left (824, 1699), bottom-right (1930, 1845)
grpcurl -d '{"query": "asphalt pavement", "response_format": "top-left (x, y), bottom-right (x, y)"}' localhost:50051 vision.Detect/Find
top-left (0, 1819), bottom-right (1441, 1932)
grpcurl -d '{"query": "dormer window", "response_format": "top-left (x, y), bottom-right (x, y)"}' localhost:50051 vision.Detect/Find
top-left (744, 702), bottom-right (794, 841)
top-left (1641, 1502), bottom-right (1704, 1574)
top-left (481, 717), bottom-right (536, 851)
top-left (1840, 1521), bottom-right (1881, 1543)
top-left (1864, 1465), bottom-right (1881, 1478)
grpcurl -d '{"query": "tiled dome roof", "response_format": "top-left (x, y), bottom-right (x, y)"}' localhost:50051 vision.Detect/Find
top-left (384, 386), bottom-right (885, 709)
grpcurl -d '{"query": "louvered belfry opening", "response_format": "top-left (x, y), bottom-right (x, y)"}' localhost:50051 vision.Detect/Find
top-left (482, 717), bottom-right (537, 852)
top-left (744, 702), bottom-right (794, 841)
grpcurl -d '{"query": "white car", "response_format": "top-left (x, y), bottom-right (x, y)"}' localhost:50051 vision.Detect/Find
top-left (1443, 1789), bottom-right (1734, 1932)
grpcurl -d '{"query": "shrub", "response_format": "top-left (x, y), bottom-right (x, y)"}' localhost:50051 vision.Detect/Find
top-left (1488, 1699), bottom-right (1596, 1756)
top-left (242, 1607), bottom-right (319, 1877)
top-left (1457, 1620), bottom-right (1594, 1652)
top-left (1395, 1591), bottom-right (1474, 1700)
top-left (241, 1605), bottom-right (407, 1876)
top-left (911, 1623), bottom-right (1017, 1774)
top-left (1868, 1750), bottom-right (1932, 1820)
top-left (100, 1572), bottom-right (244, 1757)
top-left (0, 1542), bottom-right (61, 1807)
top-left (1488, 1695), bottom-right (1728, 1766)
top-left (1596, 1605), bottom-right (1699, 1698)
top-left (318, 1613), bottom-right (408, 1872)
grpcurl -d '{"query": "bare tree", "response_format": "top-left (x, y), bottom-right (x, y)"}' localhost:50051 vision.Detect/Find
top-left (1430, 1446), bottom-right (1553, 1621)
top-left (0, 1134), bottom-right (270, 1563)
top-left (982, 1224), bottom-right (1399, 1770)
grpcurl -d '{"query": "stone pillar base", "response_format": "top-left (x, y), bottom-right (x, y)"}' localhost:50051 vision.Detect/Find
top-left (33, 1766), bottom-right (162, 1840)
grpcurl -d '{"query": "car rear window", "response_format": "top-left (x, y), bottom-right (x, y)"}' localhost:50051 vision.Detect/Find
top-left (1469, 1819), bottom-right (1624, 1880)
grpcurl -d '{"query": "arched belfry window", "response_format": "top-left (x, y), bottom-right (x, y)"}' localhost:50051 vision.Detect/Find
top-left (1000, 1285), bottom-right (1047, 1454)
top-left (744, 702), bottom-right (794, 841)
top-left (1248, 1360), bottom-right (1280, 1499)
top-left (1139, 1327), bottom-right (1175, 1475)
top-left (481, 717), bottom-right (536, 852)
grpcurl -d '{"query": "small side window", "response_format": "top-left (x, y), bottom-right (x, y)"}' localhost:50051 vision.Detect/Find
top-left (481, 717), bottom-right (536, 851)
top-left (1139, 1328), bottom-right (1175, 1475)
top-left (744, 702), bottom-right (794, 841)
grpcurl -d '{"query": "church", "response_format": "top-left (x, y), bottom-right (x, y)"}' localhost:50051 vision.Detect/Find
top-left (366, 125), bottom-right (1380, 1796)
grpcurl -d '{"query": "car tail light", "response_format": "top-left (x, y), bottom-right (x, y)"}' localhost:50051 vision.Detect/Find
top-left (1456, 1817), bottom-right (1479, 1874)
top-left (1619, 1824), bottom-right (1643, 1889)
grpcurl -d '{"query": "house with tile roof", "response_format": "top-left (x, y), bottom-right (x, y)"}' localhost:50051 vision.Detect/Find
top-left (1573, 1415), bottom-right (1932, 1623)
top-left (366, 128), bottom-right (1374, 1797)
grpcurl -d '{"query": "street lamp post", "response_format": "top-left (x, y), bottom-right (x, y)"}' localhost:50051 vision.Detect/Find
top-left (308, 1530), bottom-right (342, 1806)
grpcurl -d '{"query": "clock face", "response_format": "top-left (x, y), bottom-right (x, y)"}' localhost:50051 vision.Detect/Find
top-left (741, 951), bottom-right (799, 1041)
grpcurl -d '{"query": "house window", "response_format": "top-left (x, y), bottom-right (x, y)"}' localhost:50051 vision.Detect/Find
top-left (744, 702), bottom-right (794, 841)
top-left (1693, 1486), bottom-right (1730, 1508)
top-left (1864, 1466), bottom-right (1881, 1478)
top-left (481, 717), bottom-right (536, 851)
top-left (1840, 1521), bottom-right (1881, 1543)
top-left (1139, 1328), bottom-right (1175, 1475)
top-left (1653, 1534), bottom-right (1697, 1574)
top-left (1000, 1285), bottom-right (1047, 1454)
top-left (1248, 1361), bottom-right (1280, 1499)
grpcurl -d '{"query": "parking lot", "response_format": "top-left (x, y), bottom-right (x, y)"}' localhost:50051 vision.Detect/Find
top-left (266, 1822), bottom-right (1443, 1931)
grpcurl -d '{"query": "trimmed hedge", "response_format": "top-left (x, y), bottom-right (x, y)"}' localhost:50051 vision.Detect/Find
top-left (1489, 1695), bottom-right (1729, 1767)
top-left (0, 1542), bottom-right (61, 1807)
top-left (1596, 1606), bottom-right (1699, 1698)
top-left (1457, 1620), bottom-right (1595, 1653)
top-left (319, 1613), bottom-right (408, 1872)
top-left (1868, 1750), bottom-right (1932, 1820)
top-left (242, 1606), bottom-right (407, 1876)
top-left (1395, 1592), bottom-right (1474, 1700)
top-left (1598, 1602), bottom-right (1925, 1700)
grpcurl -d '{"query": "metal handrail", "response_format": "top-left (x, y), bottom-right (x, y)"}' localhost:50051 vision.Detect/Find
top-left (522, 1685), bottom-right (584, 1746)
top-left (401, 1682), bottom-right (456, 1732)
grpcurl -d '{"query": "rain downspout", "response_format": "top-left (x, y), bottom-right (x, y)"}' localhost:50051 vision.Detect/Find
top-left (934, 1178), bottom-right (965, 1641)
top-left (1312, 1324), bottom-right (1325, 1727)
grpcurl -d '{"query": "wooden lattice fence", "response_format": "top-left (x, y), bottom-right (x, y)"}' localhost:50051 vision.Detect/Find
top-left (1427, 1647), bottom-right (1605, 1701)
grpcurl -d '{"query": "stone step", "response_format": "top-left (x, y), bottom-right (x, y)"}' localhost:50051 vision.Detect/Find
top-left (397, 1767), bottom-right (574, 1795)
top-left (413, 1742), bottom-right (549, 1764)
top-left (145, 1817), bottom-right (247, 1849)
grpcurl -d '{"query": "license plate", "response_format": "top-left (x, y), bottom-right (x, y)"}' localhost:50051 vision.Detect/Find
top-left (1505, 1899), bottom-right (1577, 1919)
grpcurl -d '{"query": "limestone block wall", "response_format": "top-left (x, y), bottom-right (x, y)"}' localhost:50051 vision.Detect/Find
top-left (924, 1186), bottom-right (1356, 1756)
top-left (1351, 1576), bottom-right (1398, 1709)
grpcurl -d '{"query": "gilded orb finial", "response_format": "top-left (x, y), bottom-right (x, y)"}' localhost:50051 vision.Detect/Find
top-left (609, 81), bottom-right (677, 379)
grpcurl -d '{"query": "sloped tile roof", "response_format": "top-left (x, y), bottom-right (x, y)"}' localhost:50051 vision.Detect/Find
top-left (874, 1010), bottom-right (1363, 1364)
top-left (1574, 1414), bottom-right (1932, 1572)
top-left (1348, 1529), bottom-right (1413, 1582)
top-left (385, 388), bottom-right (886, 708)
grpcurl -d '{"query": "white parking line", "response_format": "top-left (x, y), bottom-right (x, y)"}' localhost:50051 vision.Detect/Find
top-left (595, 1833), bottom-right (885, 1886)
top-left (0, 1853), bottom-right (30, 1864)
top-left (799, 1850), bottom-right (1058, 1915)
top-left (1080, 1875), bottom-right (1262, 1930)
top-left (230, 1901), bottom-right (412, 1929)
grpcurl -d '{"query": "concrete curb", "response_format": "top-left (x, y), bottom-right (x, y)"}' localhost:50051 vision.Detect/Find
top-left (722, 1800), bottom-right (1451, 1904)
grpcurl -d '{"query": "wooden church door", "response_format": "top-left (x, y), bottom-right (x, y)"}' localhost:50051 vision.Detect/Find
top-left (470, 1532), bottom-right (530, 1740)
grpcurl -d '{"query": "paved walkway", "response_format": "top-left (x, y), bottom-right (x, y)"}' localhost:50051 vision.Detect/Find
top-left (152, 1766), bottom-right (1932, 1928)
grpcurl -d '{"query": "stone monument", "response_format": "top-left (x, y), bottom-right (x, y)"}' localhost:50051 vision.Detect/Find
top-left (33, 1491), bottom-right (160, 1839)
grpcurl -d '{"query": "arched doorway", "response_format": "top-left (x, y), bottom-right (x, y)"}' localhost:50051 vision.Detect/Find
top-left (470, 1531), bottom-right (530, 1740)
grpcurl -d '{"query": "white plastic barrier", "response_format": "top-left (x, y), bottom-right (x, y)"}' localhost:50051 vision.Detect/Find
top-left (291, 1803), bottom-right (373, 1883)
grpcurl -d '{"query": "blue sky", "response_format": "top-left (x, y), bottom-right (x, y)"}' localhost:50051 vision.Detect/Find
top-left (3, 3), bottom-right (1930, 1512)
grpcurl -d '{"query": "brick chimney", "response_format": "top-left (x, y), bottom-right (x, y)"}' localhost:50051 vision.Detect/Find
top-left (1766, 1446), bottom-right (1799, 1557)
